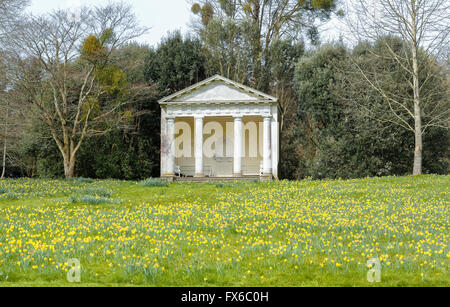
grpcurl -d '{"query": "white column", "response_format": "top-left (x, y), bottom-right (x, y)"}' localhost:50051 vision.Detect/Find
top-left (164, 116), bottom-right (175, 176)
top-left (263, 115), bottom-right (272, 176)
top-left (233, 116), bottom-right (243, 176)
top-left (271, 119), bottom-right (279, 179)
top-left (194, 116), bottom-right (204, 177)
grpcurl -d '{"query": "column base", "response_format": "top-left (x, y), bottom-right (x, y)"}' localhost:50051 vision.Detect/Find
top-left (163, 173), bottom-right (175, 177)
top-left (194, 173), bottom-right (204, 178)
top-left (233, 173), bottom-right (243, 177)
top-left (260, 173), bottom-right (273, 181)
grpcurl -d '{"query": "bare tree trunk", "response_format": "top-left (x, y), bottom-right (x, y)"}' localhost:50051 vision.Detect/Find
top-left (412, 57), bottom-right (423, 175)
top-left (411, 2), bottom-right (422, 176)
top-left (1, 100), bottom-right (8, 178)
top-left (413, 101), bottom-right (423, 176)
top-left (8, 3), bottom-right (147, 180)
top-left (348, 0), bottom-right (449, 176)
top-left (63, 154), bottom-right (76, 178)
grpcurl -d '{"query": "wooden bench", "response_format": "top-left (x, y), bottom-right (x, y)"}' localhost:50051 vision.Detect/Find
top-left (175, 165), bottom-right (212, 177)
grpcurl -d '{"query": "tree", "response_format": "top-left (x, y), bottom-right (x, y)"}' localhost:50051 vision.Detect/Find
top-left (0, 91), bottom-right (10, 178)
top-left (293, 44), bottom-right (351, 179)
top-left (75, 43), bottom-right (161, 180)
top-left (201, 17), bottom-right (254, 83)
top-left (347, 0), bottom-right (450, 175)
top-left (145, 31), bottom-right (206, 94)
top-left (0, 0), bottom-right (29, 41)
top-left (0, 85), bottom-right (31, 178)
top-left (290, 42), bottom-right (449, 180)
top-left (190, 0), bottom-right (341, 90)
top-left (344, 38), bottom-right (450, 175)
top-left (7, 2), bottom-right (147, 178)
top-left (267, 39), bottom-right (304, 131)
top-left (0, 0), bottom-right (29, 178)
top-left (267, 39), bottom-right (304, 179)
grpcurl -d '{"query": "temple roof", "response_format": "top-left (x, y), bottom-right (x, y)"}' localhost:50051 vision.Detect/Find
top-left (158, 75), bottom-right (277, 105)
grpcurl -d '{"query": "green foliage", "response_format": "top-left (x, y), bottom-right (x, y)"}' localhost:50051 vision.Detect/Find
top-left (110, 43), bottom-right (153, 84)
top-left (289, 42), bottom-right (449, 180)
top-left (202, 17), bottom-right (255, 82)
top-left (5, 4), bottom-right (447, 182)
top-left (192, 2), bottom-right (215, 26)
top-left (12, 42), bottom-right (160, 180)
top-left (66, 177), bottom-right (94, 183)
top-left (68, 181), bottom-right (118, 204)
top-left (73, 44), bottom-right (160, 181)
top-left (81, 29), bottom-right (114, 63)
top-left (81, 97), bottom-right (100, 121)
top-left (145, 31), bottom-right (206, 94)
top-left (192, 0), bottom-right (339, 90)
top-left (78, 195), bottom-right (120, 204)
top-left (311, 0), bottom-right (335, 10)
top-left (81, 35), bottom-right (103, 58)
top-left (76, 187), bottom-right (112, 198)
top-left (191, 3), bottom-right (201, 14)
top-left (214, 181), bottom-right (233, 188)
top-left (82, 30), bottom-right (128, 100)
top-left (76, 129), bottom-right (158, 180)
top-left (139, 178), bottom-right (169, 187)
top-left (94, 65), bottom-right (128, 96)
top-left (0, 185), bottom-right (18, 200)
top-left (35, 139), bottom-right (64, 179)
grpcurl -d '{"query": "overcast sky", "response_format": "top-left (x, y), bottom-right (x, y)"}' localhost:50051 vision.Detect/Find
top-left (27, 0), bottom-right (193, 47)
top-left (27, 0), bottom-right (344, 48)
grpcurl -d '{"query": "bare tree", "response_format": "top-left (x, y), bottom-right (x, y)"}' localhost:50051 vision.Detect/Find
top-left (0, 0), bottom-right (29, 40)
top-left (0, 93), bottom-right (8, 178)
top-left (0, 1), bottom-right (29, 177)
top-left (0, 51), bottom-right (26, 178)
top-left (0, 90), bottom-right (25, 178)
top-left (346, 0), bottom-right (450, 175)
top-left (190, 0), bottom-right (341, 89)
top-left (6, 2), bottom-right (147, 178)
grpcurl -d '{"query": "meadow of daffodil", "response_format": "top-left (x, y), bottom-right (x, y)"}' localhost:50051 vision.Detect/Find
top-left (0, 175), bottom-right (448, 286)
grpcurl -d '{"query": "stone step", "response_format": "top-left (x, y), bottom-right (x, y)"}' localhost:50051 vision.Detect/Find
top-left (173, 176), bottom-right (261, 183)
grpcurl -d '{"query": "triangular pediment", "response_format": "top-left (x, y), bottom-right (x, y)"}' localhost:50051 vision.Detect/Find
top-left (158, 75), bottom-right (277, 104)
top-left (174, 81), bottom-right (262, 102)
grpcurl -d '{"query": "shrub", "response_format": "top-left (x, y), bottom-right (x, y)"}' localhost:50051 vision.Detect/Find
top-left (77, 187), bottom-right (112, 198)
top-left (215, 182), bottom-right (234, 188)
top-left (0, 187), bottom-right (18, 200)
top-left (67, 177), bottom-right (94, 183)
top-left (68, 195), bottom-right (78, 203)
top-left (79, 195), bottom-right (120, 204)
top-left (0, 193), bottom-right (18, 200)
top-left (139, 178), bottom-right (169, 187)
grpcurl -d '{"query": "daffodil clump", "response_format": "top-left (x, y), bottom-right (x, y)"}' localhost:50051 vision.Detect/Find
top-left (0, 175), bottom-right (448, 286)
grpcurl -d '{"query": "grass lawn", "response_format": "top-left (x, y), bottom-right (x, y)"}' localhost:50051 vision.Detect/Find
top-left (0, 175), bottom-right (448, 287)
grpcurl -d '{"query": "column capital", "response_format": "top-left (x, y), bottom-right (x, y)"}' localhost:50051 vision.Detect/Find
top-left (166, 116), bottom-right (175, 121)
top-left (233, 115), bottom-right (243, 119)
top-left (194, 115), bottom-right (204, 119)
top-left (263, 114), bottom-right (272, 120)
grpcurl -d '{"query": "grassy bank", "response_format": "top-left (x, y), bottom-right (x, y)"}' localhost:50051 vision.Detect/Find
top-left (0, 175), bottom-right (448, 286)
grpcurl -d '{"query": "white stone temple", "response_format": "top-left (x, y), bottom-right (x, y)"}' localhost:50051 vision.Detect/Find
top-left (159, 75), bottom-right (279, 180)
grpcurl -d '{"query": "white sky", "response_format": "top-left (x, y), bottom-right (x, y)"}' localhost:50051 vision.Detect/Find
top-left (27, 0), bottom-right (345, 48)
top-left (27, 0), bottom-right (193, 47)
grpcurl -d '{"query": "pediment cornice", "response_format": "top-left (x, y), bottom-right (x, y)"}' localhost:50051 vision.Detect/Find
top-left (158, 75), bottom-right (278, 105)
